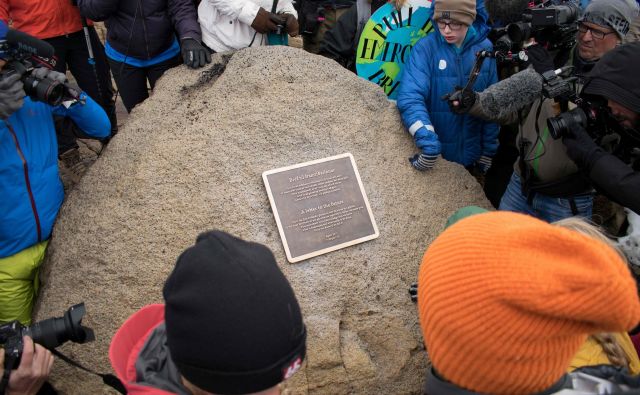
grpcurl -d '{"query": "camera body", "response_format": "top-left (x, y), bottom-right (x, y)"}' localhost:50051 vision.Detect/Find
top-left (0, 35), bottom-right (78, 106)
top-left (488, 0), bottom-right (579, 62)
top-left (0, 303), bottom-right (95, 369)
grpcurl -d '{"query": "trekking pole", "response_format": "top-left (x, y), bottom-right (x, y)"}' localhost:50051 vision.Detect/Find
top-left (80, 17), bottom-right (105, 106)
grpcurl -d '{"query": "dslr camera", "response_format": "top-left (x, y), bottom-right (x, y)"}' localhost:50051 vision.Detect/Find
top-left (0, 30), bottom-right (80, 106)
top-left (489, 0), bottom-right (579, 62)
top-left (0, 303), bottom-right (95, 369)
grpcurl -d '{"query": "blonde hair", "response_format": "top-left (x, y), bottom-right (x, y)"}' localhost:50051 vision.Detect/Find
top-left (389, 0), bottom-right (407, 10)
top-left (552, 217), bottom-right (631, 370)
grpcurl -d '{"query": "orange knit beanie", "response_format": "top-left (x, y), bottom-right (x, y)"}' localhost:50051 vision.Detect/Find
top-left (417, 211), bottom-right (640, 394)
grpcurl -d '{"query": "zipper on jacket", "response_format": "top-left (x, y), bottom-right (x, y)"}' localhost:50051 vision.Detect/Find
top-left (6, 122), bottom-right (42, 242)
top-left (138, 1), bottom-right (151, 59)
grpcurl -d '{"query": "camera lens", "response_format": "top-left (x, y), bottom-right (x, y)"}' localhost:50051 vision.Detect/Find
top-left (547, 108), bottom-right (587, 139)
top-left (23, 303), bottom-right (95, 350)
top-left (22, 74), bottom-right (64, 106)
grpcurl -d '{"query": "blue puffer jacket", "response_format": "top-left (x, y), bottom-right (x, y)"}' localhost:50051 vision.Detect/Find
top-left (397, 0), bottom-right (499, 167)
top-left (0, 95), bottom-right (110, 258)
top-left (78, 0), bottom-right (201, 60)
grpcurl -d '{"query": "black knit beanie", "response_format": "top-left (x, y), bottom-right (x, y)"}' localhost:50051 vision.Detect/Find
top-left (163, 231), bottom-right (306, 395)
top-left (584, 42), bottom-right (640, 114)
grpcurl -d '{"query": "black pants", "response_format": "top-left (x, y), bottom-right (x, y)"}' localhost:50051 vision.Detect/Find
top-left (107, 54), bottom-right (182, 113)
top-left (45, 27), bottom-right (117, 153)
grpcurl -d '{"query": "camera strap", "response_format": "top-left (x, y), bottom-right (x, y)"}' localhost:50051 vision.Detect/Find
top-left (0, 357), bottom-right (16, 395)
top-left (50, 349), bottom-right (126, 394)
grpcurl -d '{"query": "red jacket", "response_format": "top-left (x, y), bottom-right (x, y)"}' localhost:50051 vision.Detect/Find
top-left (110, 304), bottom-right (175, 395)
top-left (0, 0), bottom-right (91, 39)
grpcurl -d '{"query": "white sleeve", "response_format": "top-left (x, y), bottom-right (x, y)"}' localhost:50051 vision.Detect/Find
top-left (205, 0), bottom-right (260, 25)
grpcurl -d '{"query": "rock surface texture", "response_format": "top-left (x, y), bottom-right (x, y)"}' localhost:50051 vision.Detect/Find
top-left (34, 46), bottom-right (491, 394)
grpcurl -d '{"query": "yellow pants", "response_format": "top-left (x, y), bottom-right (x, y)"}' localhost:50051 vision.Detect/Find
top-left (0, 241), bottom-right (48, 325)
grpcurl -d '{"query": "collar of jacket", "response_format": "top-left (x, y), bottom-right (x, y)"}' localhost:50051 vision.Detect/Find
top-left (422, 367), bottom-right (572, 395)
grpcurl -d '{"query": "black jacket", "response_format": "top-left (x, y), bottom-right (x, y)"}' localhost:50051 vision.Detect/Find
top-left (319, 0), bottom-right (386, 71)
top-left (77, 0), bottom-right (201, 60)
top-left (589, 154), bottom-right (640, 215)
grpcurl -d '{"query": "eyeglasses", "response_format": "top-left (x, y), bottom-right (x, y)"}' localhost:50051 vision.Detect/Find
top-left (436, 20), bottom-right (464, 31)
top-left (578, 23), bottom-right (616, 40)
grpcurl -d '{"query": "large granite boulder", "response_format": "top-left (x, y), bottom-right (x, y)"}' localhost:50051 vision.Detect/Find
top-left (34, 46), bottom-right (491, 394)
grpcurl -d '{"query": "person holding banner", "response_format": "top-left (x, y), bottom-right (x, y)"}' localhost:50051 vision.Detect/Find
top-left (397, 0), bottom-right (498, 173)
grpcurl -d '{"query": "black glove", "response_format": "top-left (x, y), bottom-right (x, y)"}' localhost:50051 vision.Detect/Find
top-left (181, 38), bottom-right (211, 69)
top-left (0, 73), bottom-right (25, 119)
top-left (279, 13), bottom-right (299, 37)
top-left (524, 44), bottom-right (554, 74)
top-left (251, 8), bottom-right (281, 34)
top-left (562, 124), bottom-right (606, 172)
top-left (442, 86), bottom-right (477, 114)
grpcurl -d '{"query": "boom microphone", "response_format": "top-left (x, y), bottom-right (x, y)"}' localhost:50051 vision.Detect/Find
top-left (5, 29), bottom-right (55, 59)
top-left (477, 68), bottom-right (544, 121)
top-left (485, 0), bottom-right (530, 24)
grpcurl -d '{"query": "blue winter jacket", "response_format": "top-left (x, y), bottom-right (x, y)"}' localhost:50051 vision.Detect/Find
top-left (0, 94), bottom-right (110, 258)
top-left (397, 0), bottom-right (499, 167)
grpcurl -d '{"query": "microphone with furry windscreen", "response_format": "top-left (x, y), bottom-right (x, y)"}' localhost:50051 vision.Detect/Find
top-left (444, 68), bottom-right (545, 122)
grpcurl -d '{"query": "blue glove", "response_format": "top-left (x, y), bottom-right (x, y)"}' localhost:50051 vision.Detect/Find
top-left (410, 126), bottom-right (441, 171)
top-left (476, 155), bottom-right (492, 174)
top-left (413, 127), bottom-right (441, 156)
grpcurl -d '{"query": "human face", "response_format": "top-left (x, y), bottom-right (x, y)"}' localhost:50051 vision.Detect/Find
top-left (437, 19), bottom-right (469, 47)
top-left (577, 22), bottom-right (620, 61)
top-left (608, 99), bottom-right (640, 130)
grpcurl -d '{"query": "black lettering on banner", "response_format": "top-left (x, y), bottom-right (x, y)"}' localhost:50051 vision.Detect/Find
top-left (407, 7), bottom-right (413, 27)
top-left (372, 24), bottom-right (387, 39)
top-left (367, 69), bottom-right (385, 82)
top-left (367, 68), bottom-right (401, 96)
top-left (360, 38), bottom-right (383, 59)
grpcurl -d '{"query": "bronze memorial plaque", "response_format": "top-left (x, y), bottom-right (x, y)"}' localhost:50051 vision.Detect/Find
top-left (263, 153), bottom-right (379, 263)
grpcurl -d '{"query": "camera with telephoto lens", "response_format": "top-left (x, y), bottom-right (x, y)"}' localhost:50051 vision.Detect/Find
top-left (547, 95), bottom-right (622, 144)
top-left (0, 31), bottom-right (80, 106)
top-left (488, 0), bottom-right (579, 63)
top-left (0, 303), bottom-right (95, 369)
top-left (507, 0), bottom-right (579, 51)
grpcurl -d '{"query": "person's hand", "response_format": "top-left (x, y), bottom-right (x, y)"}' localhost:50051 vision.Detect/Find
top-left (476, 155), bottom-right (492, 174)
top-left (31, 67), bottom-right (67, 84)
top-left (410, 127), bottom-right (441, 171)
top-left (562, 124), bottom-right (606, 171)
top-left (0, 74), bottom-right (25, 119)
top-left (181, 38), bottom-right (211, 69)
top-left (279, 13), bottom-right (299, 37)
top-left (524, 44), bottom-right (555, 74)
top-left (251, 8), bottom-right (281, 34)
top-left (0, 336), bottom-right (54, 395)
top-left (442, 86), bottom-right (476, 114)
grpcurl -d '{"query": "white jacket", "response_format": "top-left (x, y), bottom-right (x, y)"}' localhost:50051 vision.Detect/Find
top-left (198, 0), bottom-right (296, 52)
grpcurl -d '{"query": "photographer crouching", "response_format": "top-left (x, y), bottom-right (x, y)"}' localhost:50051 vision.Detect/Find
top-left (0, 24), bottom-right (110, 325)
top-left (559, 42), bottom-right (640, 215)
